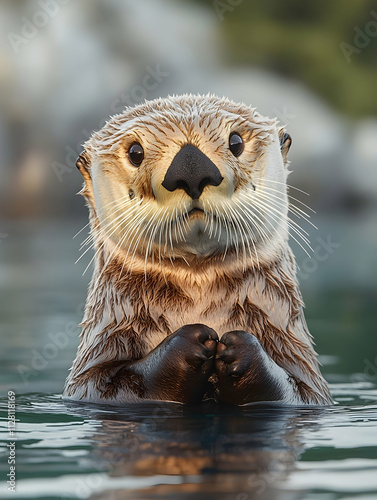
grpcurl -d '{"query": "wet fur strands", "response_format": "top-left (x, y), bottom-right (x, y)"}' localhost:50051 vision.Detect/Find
top-left (63, 94), bottom-right (332, 406)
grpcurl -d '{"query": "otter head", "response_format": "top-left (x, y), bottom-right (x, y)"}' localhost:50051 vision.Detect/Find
top-left (76, 94), bottom-right (292, 271)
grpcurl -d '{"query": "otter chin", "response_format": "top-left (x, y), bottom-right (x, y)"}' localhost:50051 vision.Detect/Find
top-left (174, 206), bottom-right (223, 257)
top-left (63, 94), bottom-right (332, 406)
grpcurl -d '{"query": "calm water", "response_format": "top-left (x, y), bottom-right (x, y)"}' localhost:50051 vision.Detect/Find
top-left (1, 220), bottom-right (377, 500)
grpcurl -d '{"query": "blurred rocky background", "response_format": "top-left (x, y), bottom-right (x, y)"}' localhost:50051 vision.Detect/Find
top-left (0, 0), bottom-right (376, 297)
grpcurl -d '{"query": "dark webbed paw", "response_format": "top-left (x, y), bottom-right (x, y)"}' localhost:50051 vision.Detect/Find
top-left (214, 330), bottom-right (284, 405)
top-left (140, 323), bottom-right (218, 404)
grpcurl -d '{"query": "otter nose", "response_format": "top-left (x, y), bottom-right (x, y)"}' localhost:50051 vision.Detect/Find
top-left (162, 144), bottom-right (223, 200)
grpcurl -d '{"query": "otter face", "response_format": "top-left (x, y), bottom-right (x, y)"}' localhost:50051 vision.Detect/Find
top-left (77, 95), bottom-right (292, 267)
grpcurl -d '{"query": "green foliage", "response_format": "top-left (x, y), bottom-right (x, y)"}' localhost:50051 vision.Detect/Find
top-left (191, 0), bottom-right (377, 116)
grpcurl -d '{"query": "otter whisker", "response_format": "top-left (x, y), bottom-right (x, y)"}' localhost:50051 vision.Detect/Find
top-left (288, 204), bottom-right (316, 226)
top-left (176, 203), bottom-right (188, 242)
top-left (250, 190), bottom-right (312, 238)
top-left (76, 199), bottom-right (140, 268)
top-left (251, 165), bottom-right (313, 215)
top-left (237, 207), bottom-right (260, 269)
top-left (144, 206), bottom-right (166, 280)
top-left (219, 200), bottom-right (240, 259)
top-left (162, 209), bottom-right (175, 267)
top-left (126, 211), bottom-right (157, 275)
top-left (125, 203), bottom-right (159, 275)
top-left (240, 188), bottom-right (312, 248)
top-left (106, 201), bottom-right (155, 279)
top-left (77, 193), bottom-right (136, 247)
top-left (94, 201), bottom-right (152, 280)
top-left (157, 209), bottom-right (170, 282)
top-left (251, 199), bottom-right (313, 257)
top-left (237, 183), bottom-right (291, 238)
top-left (222, 200), bottom-right (250, 270)
top-left (213, 203), bottom-right (230, 255)
top-left (175, 203), bottom-right (190, 241)
top-left (150, 207), bottom-right (169, 260)
top-left (220, 204), bottom-right (234, 252)
top-left (254, 196), bottom-right (312, 249)
top-left (213, 207), bottom-right (227, 259)
top-left (254, 196), bottom-right (312, 248)
top-left (172, 207), bottom-right (179, 243)
top-left (73, 221), bottom-right (91, 241)
top-left (203, 203), bottom-right (211, 234)
top-left (163, 211), bottom-right (170, 256)
top-left (258, 183), bottom-right (314, 216)
top-left (235, 195), bottom-right (273, 245)
top-left (257, 185), bottom-right (317, 229)
top-left (209, 204), bottom-right (218, 241)
top-left (182, 209), bottom-right (190, 234)
top-left (254, 192), bottom-right (316, 237)
top-left (260, 181), bottom-right (315, 214)
top-left (144, 210), bottom-right (160, 272)
top-left (79, 202), bottom-right (130, 250)
top-left (213, 202), bottom-right (222, 242)
top-left (92, 198), bottom-right (146, 254)
top-left (208, 205), bottom-right (216, 239)
top-left (73, 193), bottom-right (132, 241)
top-left (168, 211), bottom-right (174, 256)
top-left (262, 178), bottom-right (311, 198)
top-left (157, 214), bottom-right (164, 264)
top-left (78, 195), bottom-right (141, 250)
top-left (212, 207), bottom-right (220, 241)
top-left (235, 194), bottom-right (272, 242)
top-left (176, 203), bottom-right (188, 243)
top-left (226, 199), bottom-right (260, 269)
top-left (79, 199), bottom-right (138, 251)
top-left (221, 214), bottom-right (230, 252)
top-left (250, 200), bottom-right (311, 257)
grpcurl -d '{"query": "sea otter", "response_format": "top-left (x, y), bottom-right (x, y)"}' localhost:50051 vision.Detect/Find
top-left (63, 94), bottom-right (332, 406)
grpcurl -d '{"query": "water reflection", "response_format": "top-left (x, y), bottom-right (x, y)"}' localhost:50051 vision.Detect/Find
top-left (1, 393), bottom-right (376, 499)
top-left (64, 400), bottom-right (325, 500)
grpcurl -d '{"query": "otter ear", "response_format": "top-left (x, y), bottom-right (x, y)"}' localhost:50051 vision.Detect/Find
top-left (76, 150), bottom-right (91, 182)
top-left (278, 128), bottom-right (292, 162)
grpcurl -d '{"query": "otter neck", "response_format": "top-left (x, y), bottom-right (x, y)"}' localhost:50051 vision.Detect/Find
top-left (91, 243), bottom-right (298, 341)
top-left (95, 231), bottom-right (287, 288)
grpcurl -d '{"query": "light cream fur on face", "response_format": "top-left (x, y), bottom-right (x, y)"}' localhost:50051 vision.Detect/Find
top-left (87, 94), bottom-right (289, 268)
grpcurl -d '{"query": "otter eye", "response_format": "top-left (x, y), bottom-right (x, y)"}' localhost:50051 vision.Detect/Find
top-left (229, 132), bottom-right (244, 157)
top-left (128, 143), bottom-right (144, 166)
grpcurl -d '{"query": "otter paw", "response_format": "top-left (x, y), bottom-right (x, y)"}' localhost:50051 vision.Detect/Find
top-left (143, 324), bottom-right (218, 404)
top-left (214, 330), bottom-right (284, 405)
